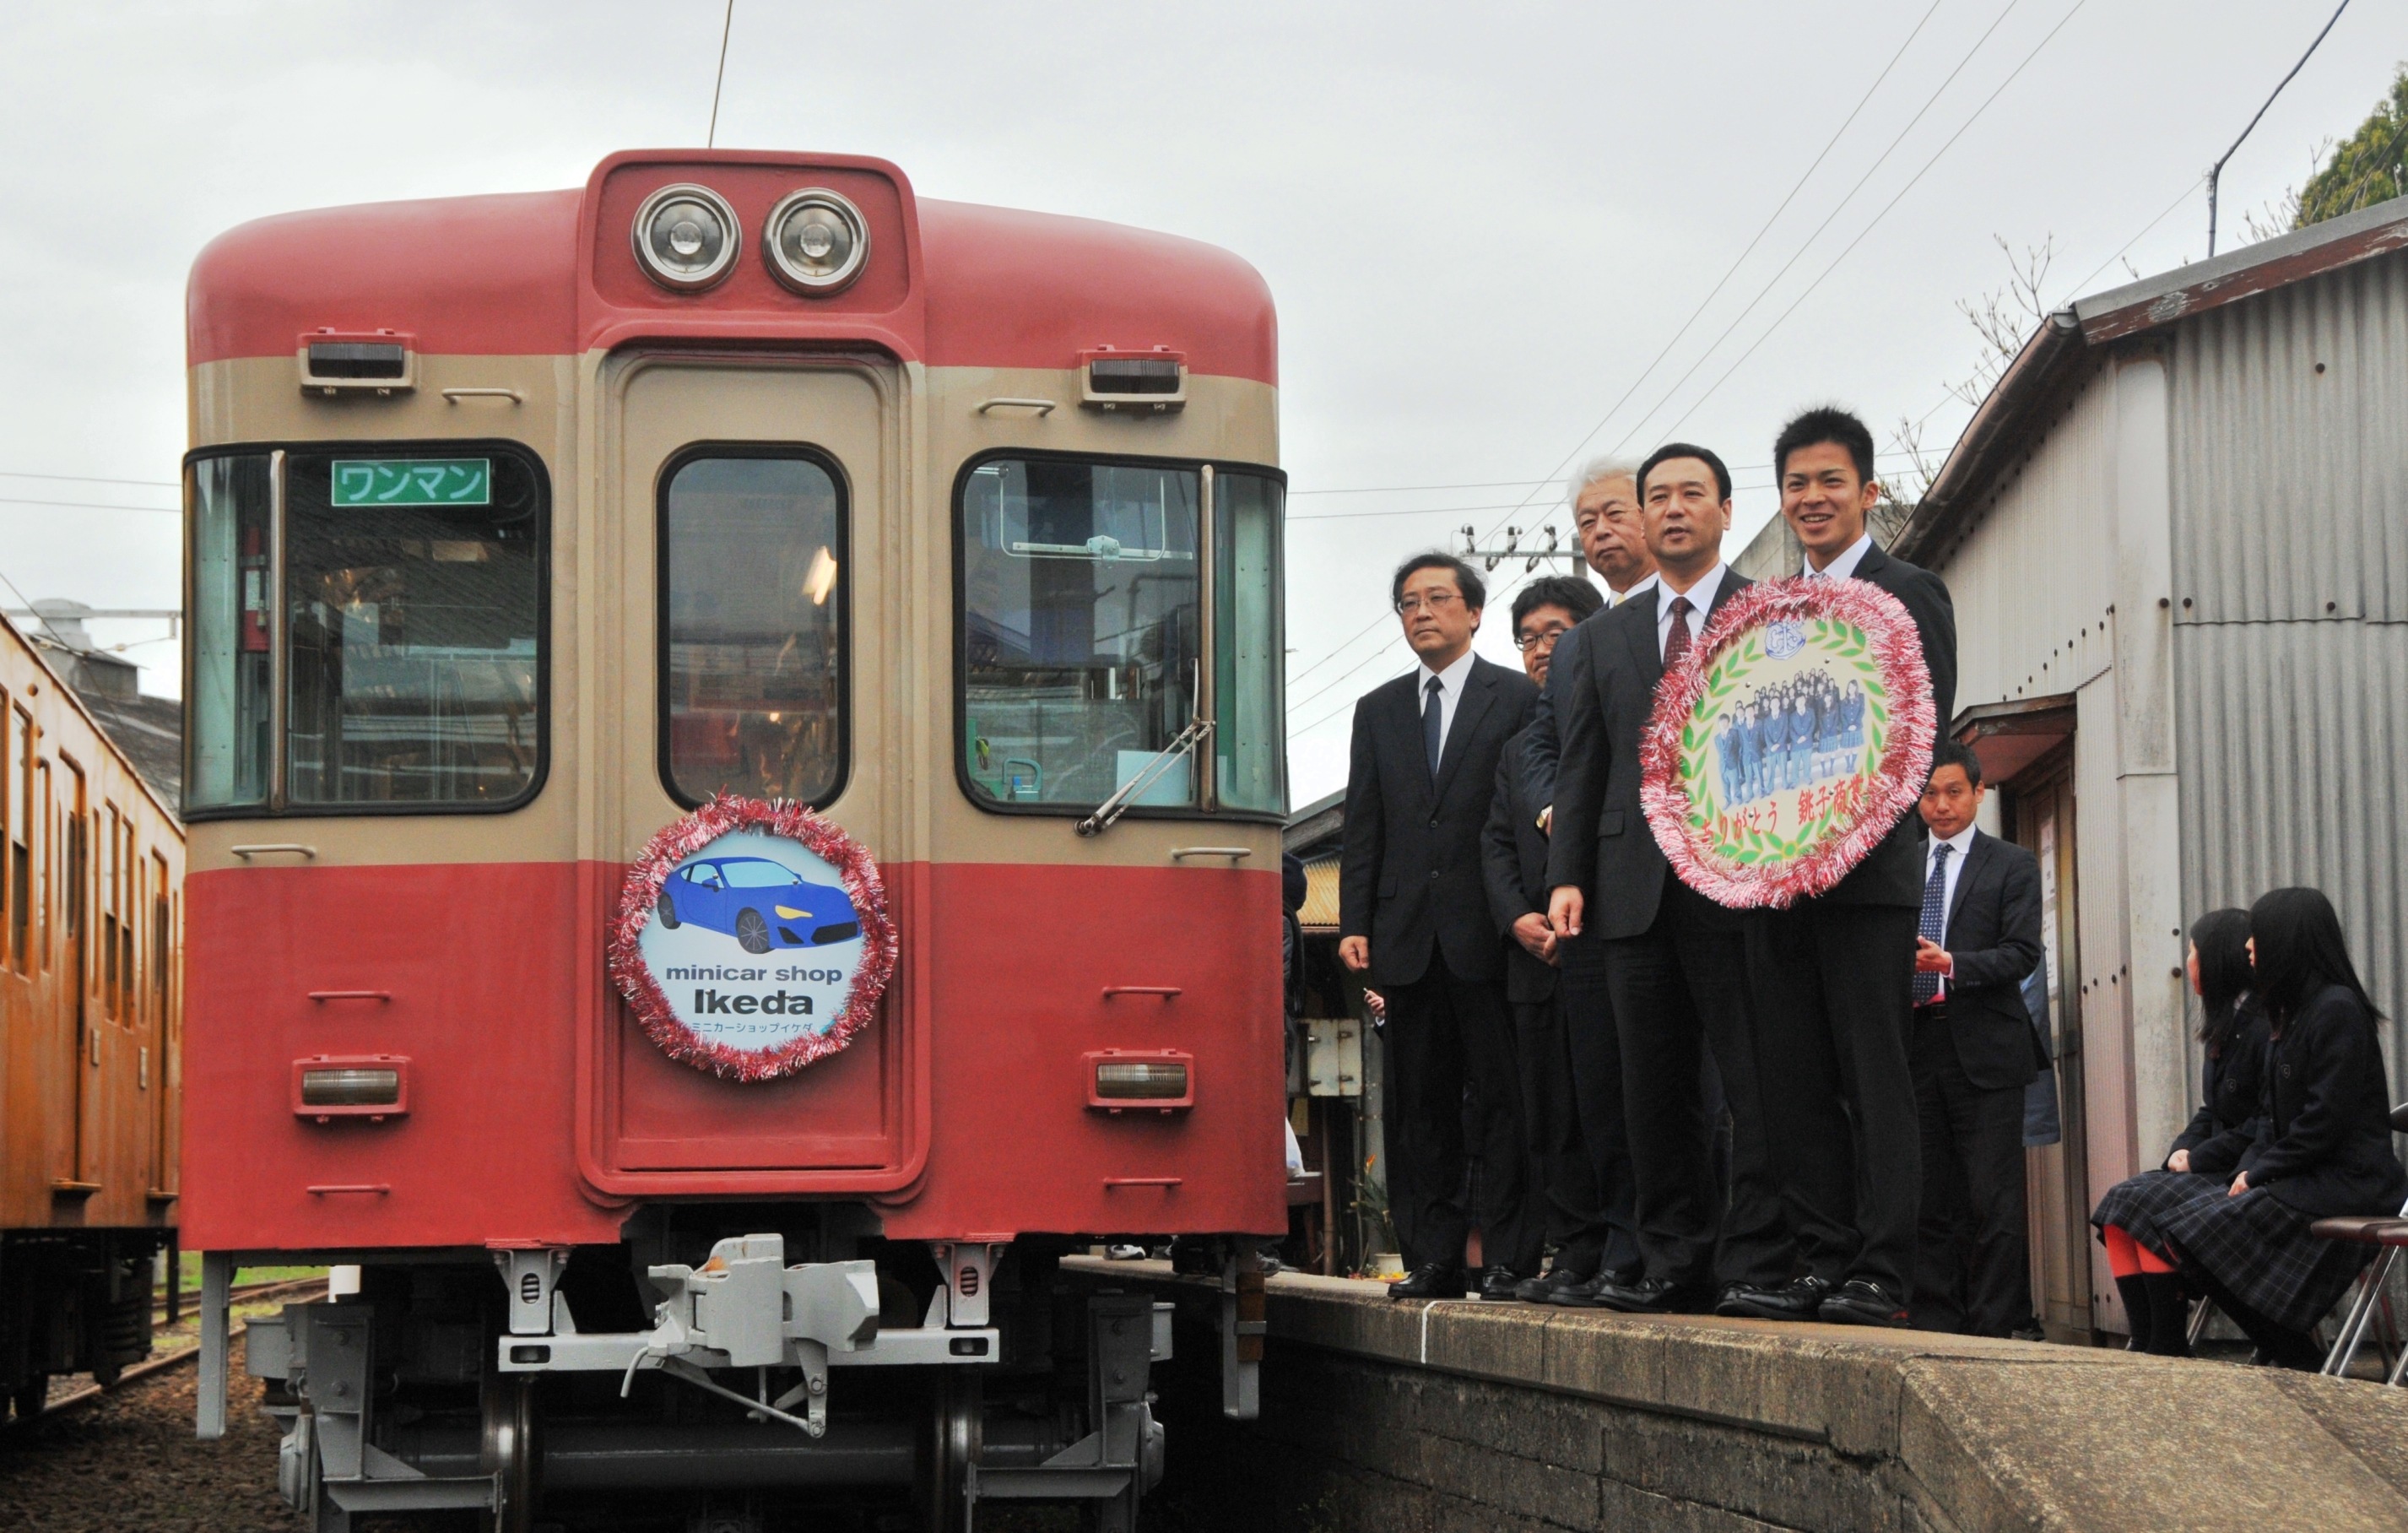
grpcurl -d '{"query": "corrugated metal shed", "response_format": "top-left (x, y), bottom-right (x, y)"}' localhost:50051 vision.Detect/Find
top-left (2168, 248), bottom-right (2408, 1100)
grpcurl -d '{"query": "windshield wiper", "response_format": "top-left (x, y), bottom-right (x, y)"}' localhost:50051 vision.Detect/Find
top-left (1075, 717), bottom-right (1215, 837)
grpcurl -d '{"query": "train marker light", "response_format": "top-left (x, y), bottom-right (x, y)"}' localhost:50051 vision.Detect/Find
top-left (764, 188), bottom-right (869, 294)
top-left (632, 183), bottom-right (740, 290)
top-left (1080, 346), bottom-right (1187, 413)
top-left (292, 1055), bottom-right (410, 1123)
top-left (1087, 1050), bottom-right (1193, 1114)
top-left (296, 328), bottom-right (415, 397)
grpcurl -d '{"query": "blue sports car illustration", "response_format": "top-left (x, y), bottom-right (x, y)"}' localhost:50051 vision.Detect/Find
top-left (656, 856), bottom-right (863, 955)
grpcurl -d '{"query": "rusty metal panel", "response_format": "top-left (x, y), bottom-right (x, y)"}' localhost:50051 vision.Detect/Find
top-left (2168, 251), bottom-right (2408, 626)
top-left (2077, 198), bottom-right (2408, 344)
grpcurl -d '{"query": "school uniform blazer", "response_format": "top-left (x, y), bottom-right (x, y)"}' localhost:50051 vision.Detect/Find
top-left (2167, 999), bottom-right (2271, 1162)
top-left (2189, 984), bottom-right (2408, 1218)
top-left (1924, 828), bottom-right (2045, 1090)
top-left (1544, 576), bottom-right (1751, 940)
top-left (1481, 724), bottom-right (1556, 1005)
top-left (1339, 655), bottom-right (1540, 989)
top-left (1817, 543), bottom-right (1958, 908)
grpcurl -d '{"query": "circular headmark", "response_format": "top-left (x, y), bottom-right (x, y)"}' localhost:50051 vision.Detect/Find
top-left (609, 796), bottom-right (897, 1081)
top-left (1640, 576), bottom-right (1936, 909)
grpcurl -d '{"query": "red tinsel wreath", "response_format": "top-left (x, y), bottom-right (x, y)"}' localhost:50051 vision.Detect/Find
top-left (608, 795), bottom-right (899, 1082)
top-left (1639, 575), bottom-right (1936, 909)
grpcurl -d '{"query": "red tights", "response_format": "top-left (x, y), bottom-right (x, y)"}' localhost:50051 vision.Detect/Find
top-left (2102, 1223), bottom-right (2177, 1276)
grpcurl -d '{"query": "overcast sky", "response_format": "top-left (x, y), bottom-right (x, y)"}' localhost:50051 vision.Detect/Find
top-left (3, 1), bottom-right (2401, 805)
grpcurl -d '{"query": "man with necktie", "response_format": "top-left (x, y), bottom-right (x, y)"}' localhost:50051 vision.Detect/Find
top-left (1339, 553), bottom-right (1541, 1300)
top-left (1718, 407), bottom-right (1958, 1327)
top-left (1544, 444), bottom-right (1793, 1314)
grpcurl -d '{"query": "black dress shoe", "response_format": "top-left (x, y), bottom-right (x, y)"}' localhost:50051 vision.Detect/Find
top-left (1387, 1262), bottom-right (1467, 1300)
top-left (1715, 1276), bottom-right (1832, 1321)
top-left (1817, 1278), bottom-right (1912, 1328)
top-left (1479, 1266), bottom-right (1527, 1302)
top-left (1514, 1265), bottom-right (1592, 1303)
top-left (1589, 1272), bottom-right (1711, 1314)
top-left (1545, 1265), bottom-right (1638, 1308)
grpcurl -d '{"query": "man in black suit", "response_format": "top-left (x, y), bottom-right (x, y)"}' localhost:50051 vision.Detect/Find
top-left (1482, 575), bottom-right (1621, 1302)
top-left (1340, 553), bottom-right (1542, 1300)
top-left (1544, 444), bottom-right (1794, 1314)
top-left (1718, 407), bottom-right (1958, 1328)
top-left (1907, 741), bottom-right (2044, 1336)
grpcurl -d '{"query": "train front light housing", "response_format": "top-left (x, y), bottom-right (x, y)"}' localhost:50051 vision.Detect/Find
top-left (765, 188), bottom-right (869, 295)
top-left (1094, 1060), bottom-right (1188, 1100)
top-left (632, 184), bottom-right (739, 290)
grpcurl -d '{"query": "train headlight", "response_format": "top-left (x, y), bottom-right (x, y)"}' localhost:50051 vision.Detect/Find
top-left (300, 1067), bottom-right (402, 1107)
top-left (764, 188), bottom-right (869, 295)
top-left (1087, 1050), bottom-right (1193, 1113)
top-left (292, 1054), bottom-right (410, 1122)
top-left (632, 183), bottom-right (740, 290)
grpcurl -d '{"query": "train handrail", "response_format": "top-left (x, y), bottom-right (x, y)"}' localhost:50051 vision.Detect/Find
top-left (308, 990), bottom-right (392, 1004)
top-left (230, 843), bottom-right (318, 859)
top-left (1167, 847), bottom-right (1252, 860)
top-left (306, 1184), bottom-right (392, 1195)
top-left (975, 397), bottom-right (1057, 415)
top-left (1101, 1177), bottom-right (1182, 1189)
top-left (1101, 985), bottom-right (1183, 999)
top-left (441, 387), bottom-right (525, 404)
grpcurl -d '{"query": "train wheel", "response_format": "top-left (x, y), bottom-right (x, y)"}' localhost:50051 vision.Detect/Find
top-left (480, 1373), bottom-right (538, 1533)
top-left (923, 1366), bottom-right (981, 1533)
top-left (735, 909), bottom-right (771, 954)
top-left (657, 891), bottom-right (680, 928)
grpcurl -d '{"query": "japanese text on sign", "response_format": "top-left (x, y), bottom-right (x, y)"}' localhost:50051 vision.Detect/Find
top-left (330, 458), bottom-right (492, 507)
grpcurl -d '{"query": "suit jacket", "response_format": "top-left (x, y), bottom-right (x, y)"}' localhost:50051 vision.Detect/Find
top-left (1818, 543), bottom-right (1958, 908)
top-left (1924, 829), bottom-right (2045, 1090)
top-left (1544, 576), bottom-right (1751, 939)
top-left (1481, 724), bottom-right (1556, 1004)
top-left (1339, 654), bottom-right (1540, 987)
top-left (2190, 984), bottom-right (2408, 1219)
top-left (2167, 998), bottom-right (2270, 1161)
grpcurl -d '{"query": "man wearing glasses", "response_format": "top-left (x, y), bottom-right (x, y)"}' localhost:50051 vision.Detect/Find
top-left (1340, 553), bottom-right (1541, 1300)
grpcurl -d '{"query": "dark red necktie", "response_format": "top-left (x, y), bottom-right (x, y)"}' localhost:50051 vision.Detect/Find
top-left (1664, 594), bottom-right (1694, 669)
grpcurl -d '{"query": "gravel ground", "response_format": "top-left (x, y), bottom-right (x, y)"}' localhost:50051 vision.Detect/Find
top-left (0, 1335), bottom-right (303, 1533)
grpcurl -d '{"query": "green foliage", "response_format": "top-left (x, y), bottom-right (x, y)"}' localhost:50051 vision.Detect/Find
top-left (2296, 64), bottom-right (2408, 228)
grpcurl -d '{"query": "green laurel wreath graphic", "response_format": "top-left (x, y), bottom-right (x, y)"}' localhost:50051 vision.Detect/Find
top-left (1680, 621), bottom-right (1892, 865)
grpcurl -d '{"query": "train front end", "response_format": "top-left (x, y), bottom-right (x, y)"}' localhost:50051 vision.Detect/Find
top-left (181, 150), bottom-right (1285, 1530)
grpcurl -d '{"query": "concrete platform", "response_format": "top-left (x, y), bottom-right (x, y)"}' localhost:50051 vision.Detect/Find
top-left (1074, 1259), bottom-right (2408, 1532)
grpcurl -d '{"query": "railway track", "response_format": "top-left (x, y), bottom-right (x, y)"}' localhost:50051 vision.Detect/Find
top-left (11, 1276), bottom-right (327, 1425)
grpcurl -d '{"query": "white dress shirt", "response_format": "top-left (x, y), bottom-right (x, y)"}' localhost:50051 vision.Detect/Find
top-left (1415, 647), bottom-right (1478, 760)
top-left (1924, 825), bottom-right (1977, 997)
top-left (1652, 563), bottom-right (1727, 662)
top-left (1804, 530), bottom-right (1875, 580)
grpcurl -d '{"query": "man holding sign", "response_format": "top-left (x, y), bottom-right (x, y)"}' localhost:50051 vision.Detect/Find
top-left (1720, 408), bottom-right (1957, 1327)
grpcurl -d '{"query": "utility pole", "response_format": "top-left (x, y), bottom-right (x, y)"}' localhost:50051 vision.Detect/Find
top-left (2208, 0), bottom-right (2350, 257)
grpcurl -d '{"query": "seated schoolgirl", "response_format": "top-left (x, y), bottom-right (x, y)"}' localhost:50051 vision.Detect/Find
top-left (2164, 907), bottom-right (2271, 1178)
top-left (2091, 887), bottom-right (2406, 1365)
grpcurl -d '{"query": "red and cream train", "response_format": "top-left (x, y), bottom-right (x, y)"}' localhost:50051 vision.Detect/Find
top-left (181, 149), bottom-right (1287, 1530)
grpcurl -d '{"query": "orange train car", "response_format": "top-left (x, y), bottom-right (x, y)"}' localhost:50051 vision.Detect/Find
top-left (0, 614), bottom-right (183, 1420)
top-left (181, 150), bottom-right (1286, 1530)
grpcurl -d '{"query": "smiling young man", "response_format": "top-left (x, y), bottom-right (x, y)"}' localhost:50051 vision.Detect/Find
top-left (1539, 446), bottom-right (1793, 1315)
top-left (1339, 553), bottom-right (1542, 1300)
top-left (1718, 406), bottom-right (1960, 1329)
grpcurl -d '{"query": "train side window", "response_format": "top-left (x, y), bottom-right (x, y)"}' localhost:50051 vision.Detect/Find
top-left (187, 454), bottom-right (274, 812)
top-left (958, 458), bottom-right (1203, 810)
top-left (659, 452), bottom-right (847, 807)
top-left (1213, 472), bottom-right (1286, 815)
top-left (187, 444), bottom-right (548, 815)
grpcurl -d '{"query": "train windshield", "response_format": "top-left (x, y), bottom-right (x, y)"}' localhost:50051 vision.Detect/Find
top-left (959, 458), bottom-right (1282, 815)
top-left (186, 444), bottom-right (546, 816)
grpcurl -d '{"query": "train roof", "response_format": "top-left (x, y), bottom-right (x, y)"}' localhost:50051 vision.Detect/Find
top-left (187, 150), bottom-right (1277, 386)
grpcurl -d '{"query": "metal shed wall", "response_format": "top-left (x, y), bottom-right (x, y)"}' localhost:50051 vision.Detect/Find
top-left (2170, 250), bottom-right (2408, 1099)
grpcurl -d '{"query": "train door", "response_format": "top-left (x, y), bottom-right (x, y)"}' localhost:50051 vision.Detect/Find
top-left (587, 355), bottom-right (917, 1178)
top-left (148, 852), bottom-right (172, 1195)
top-left (62, 756), bottom-right (89, 1184)
top-left (2008, 749), bottom-right (2093, 1342)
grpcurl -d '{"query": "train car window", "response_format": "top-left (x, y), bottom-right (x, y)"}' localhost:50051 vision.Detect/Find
top-left (15, 718), bottom-right (35, 971)
top-left (1213, 472), bottom-right (1286, 815)
top-left (959, 459), bottom-right (1202, 810)
top-left (284, 450), bottom-right (544, 807)
top-left (660, 453), bottom-right (847, 807)
top-left (187, 454), bottom-right (274, 812)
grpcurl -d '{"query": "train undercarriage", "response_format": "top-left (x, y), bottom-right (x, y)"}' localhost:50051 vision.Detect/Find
top-left (1, 1229), bottom-right (168, 1422)
top-left (215, 1206), bottom-right (1263, 1531)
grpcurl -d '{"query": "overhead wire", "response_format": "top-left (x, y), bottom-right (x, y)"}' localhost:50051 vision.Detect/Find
top-left (0, 469), bottom-right (178, 490)
top-left (0, 496), bottom-right (179, 515)
top-left (1280, 0), bottom-right (1958, 707)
